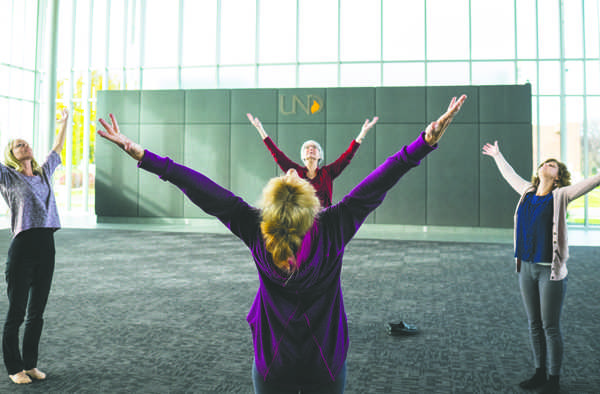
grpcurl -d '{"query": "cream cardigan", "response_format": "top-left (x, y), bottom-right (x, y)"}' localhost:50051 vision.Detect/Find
top-left (490, 152), bottom-right (600, 281)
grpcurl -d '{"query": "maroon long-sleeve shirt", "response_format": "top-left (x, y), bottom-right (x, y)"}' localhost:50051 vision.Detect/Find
top-left (263, 137), bottom-right (360, 207)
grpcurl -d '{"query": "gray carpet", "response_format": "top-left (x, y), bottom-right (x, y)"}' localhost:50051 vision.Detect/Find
top-left (0, 228), bottom-right (598, 393)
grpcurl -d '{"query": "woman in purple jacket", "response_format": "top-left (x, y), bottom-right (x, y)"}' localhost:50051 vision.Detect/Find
top-left (97, 95), bottom-right (465, 394)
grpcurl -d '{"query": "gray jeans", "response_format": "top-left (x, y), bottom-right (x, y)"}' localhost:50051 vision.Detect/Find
top-left (519, 262), bottom-right (567, 376)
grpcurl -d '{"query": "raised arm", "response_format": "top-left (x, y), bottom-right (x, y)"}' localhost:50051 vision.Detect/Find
top-left (329, 95), bottom-right (467, 244)
top-left (247, 113), bottom-right (303, 173)
top-left (247, 113), bottom-right (269, 140)
top-left (325, 117), bottom-right (379, 179)
top-left (482, 140), bottom-right (531, 195)
top-left (52, 109), bottom-right (69, 154)
top-left (97, 113), bottom-right (259, 242)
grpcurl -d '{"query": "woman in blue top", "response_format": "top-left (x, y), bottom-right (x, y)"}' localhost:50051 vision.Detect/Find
top-left (483, 141), bottom-right (600, 394)
top-left (1, 109), bottom-right (69, 384)
top-left (98, 95), bottom-right (465, 394)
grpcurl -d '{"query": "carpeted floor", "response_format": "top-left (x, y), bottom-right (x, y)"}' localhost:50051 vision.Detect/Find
top-left (0, 228), bottom-right (598, 393)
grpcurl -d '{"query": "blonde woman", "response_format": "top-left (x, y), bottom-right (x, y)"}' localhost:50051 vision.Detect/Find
top-left (1, 109), bottom-right (68, 384)
top-left (482, 141), bottom-right (600, 394)
top-left (98, 95), bottom-right (465, 394)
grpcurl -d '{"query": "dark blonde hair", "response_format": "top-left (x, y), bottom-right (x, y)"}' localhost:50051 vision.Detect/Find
top-left (4, 140), bottom-right (43, 175)
top-left (531, 158), bottom-right (571, 189)
top-left (259, 174), bottom-right (321, 273)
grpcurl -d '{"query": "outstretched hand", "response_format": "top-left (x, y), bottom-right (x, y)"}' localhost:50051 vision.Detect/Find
top-left (57, 108), bottom-right (69, 124)
top-left (424, 94), bottom-right (467, 146)
top-left (98, 114), bottom-right (145, 161)
top-left (247, 113), bottom-right (268, 139)
top-left (482, 141), bottom-right (500, 158)
top-left (356, 116), bottom-right (379, 143)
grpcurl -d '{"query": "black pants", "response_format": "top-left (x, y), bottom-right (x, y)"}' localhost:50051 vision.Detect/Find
top-left (3, 228), bottom-right (55, 375)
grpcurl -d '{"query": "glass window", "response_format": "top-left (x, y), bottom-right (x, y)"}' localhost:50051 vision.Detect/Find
top-left (516, 0), bottom-right (538, 59)
top-left (563, 0), bottom-right (583, 59)
top-left (340, 63), bottom-right (380, 86)
top-left (517, 61), bottom-right (537, 94)
top-left (538, 61), bottom-right (560, 95)
top-left (426, 0), bottom-right (470, 60)
top-left (258, 0), bottom-right (296, 64)
top-left (72, 1), bottom-right (91, 70)
top-left (339, 0), bottom-right (380, 62)
top-left (144, 0), bottom-right (180, 67)
top-left (471, 0), bottom-right (515, 60)
top-left (298, 64), bottom-right (338, 87)
top-left (427, 62), bottom-right (470, 85)
top-left (124, 68), bottom-right (141, 90)
top-left (382, 62), bottom-right (425, 86)
top-left (565, 96), bottom-right (584, 223)
top-left (586, 97), bottom-right (600, 173)
top-left (471, 61), bottom-right (515, 85)
top-left (182, 0), bottom-right (217, 66)
top-left (258, 65), bottom-right (296, 88)
top-left (0, 0), bottom-right (12, 64)
top-left (382, 0), bottom-right (424, 61)
top-left (219, 66), bottom-right (255, 88)
top-left (584, 0), bottom-right (600, 58)
top-left (9, 0), bottom-right (37, 68)
top-left (565, 61), bottom-right (584, 95)
top-left (537, 0), bottom-right (560, 59)
top-left (181, 67), bottom-right (218, 89)
top-left (298, 0), bottom-right (338, 62)
top-left (585, 60), bottom-right (600, 94)
top-left (220, 0), bottom-right (256, 65)
top-left (141, 68), bottom-right (179, 89)
top-left (0, 65), bottom-right (10, 97)
top-left (90, 1), bottom-right (107, 69)
top-left (107, 0), bottom-right (126, 68)
top-left (9, 69), bottom-right (35, 101)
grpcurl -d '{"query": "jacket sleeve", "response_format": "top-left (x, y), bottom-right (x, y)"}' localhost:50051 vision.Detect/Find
top-left (138, 150), bottom-right (260, 244)
top-left (324, 139), bottom-right (360, 180)
top-left (263, 137), bottom-right (303, 173)
top-left (564, 172), bottom-right (600, 202)
top-left (323, 132), bottom-right (434, 246)
top-left (489, 151), bottom-right (532, 195)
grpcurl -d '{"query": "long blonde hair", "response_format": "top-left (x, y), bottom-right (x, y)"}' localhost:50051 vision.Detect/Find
top-left (4, 140), bottom-right (43, 175)
top-left (260, 174), bottom-right (321, 273)
top-left (531, 158), bottom-right (571, 189)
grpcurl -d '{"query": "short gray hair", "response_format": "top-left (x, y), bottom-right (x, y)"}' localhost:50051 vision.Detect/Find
top-left (300, 140), bottom-right (323, 165)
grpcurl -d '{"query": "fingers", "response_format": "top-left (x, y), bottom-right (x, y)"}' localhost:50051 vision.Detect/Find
top-left (246, 113), bottom-right (254, 123)
top-left (109, 113), bottom-right (120, 132)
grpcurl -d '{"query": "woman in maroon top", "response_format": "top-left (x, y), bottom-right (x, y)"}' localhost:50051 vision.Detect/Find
top-left (247, 114), bottom-right (378, 208)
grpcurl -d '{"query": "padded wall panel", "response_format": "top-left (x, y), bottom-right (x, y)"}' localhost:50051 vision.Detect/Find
top-left (374, 124), bottom-right (427, 225)
top-left (479, 85), bottom-right (532, 123)
top-left (95, 124), bottom-right (140, 216)
top-left (327, 124), bottom-right (376, 223)
top-left (97, 90), bottom-right (140, 124)
top-left (278, 88), bottom-right (326, 124)
top-left (326, 87), bottom-right (375, 123)
top-left (231, 89), bottom-right (278, 124)
top-left (138, 125), bottom-right (185, 217)
top-left (375, 87), bottom-right (427, 123)
top-left (230, 123), bottom-right (278, 204)
top-left (427, 124), bottom-right (480, 226)
top-left (480, 123), bottom-right (533, 228)
top-left (426, 86), bottom-right (479, 124)
top-left (185, 90), bottom-right (230, 123)
top-left (140, 90), bottom-right (185, 124)
top-left (183, 124), bottom-right (231, 218)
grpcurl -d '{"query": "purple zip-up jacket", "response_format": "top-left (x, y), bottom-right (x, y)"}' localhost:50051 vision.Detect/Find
top-left (138, 132), bottom-right (435, 389)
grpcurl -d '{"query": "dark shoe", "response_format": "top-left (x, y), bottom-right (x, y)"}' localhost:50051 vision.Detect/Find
top-left (386, 321), bottom-right (418, 336)
top-left (518, 371), bottom-right (547, 390)
top-left (539, 375), bottom-right (559, 394)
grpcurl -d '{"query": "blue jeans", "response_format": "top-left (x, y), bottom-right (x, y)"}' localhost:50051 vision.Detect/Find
top-left (519, 262), bottom-right (567, 376)
top-left (252, 361), bottom-right (347, 394)
top-left (3, 229), bottom-right (55, 375)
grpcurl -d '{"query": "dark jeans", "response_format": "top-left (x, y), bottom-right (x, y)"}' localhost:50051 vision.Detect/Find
top-left (3, 228), bottom-right (55, 375)
top-left (519, 262), bottom-right (567, 376)
top-left (252, 361), bottom-right (347, 394)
